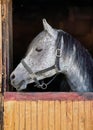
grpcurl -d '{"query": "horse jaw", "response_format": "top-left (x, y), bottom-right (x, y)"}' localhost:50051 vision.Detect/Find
top-left (43, 19), bottom-right (57, 39)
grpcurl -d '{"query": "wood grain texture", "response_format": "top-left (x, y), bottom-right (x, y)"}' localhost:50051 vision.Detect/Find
top-left (25, 101), bottom-right (31, 130)
top-left (73, 101), bottom-right (79, 130)
top-left (79, 101), bottom-right (85, 130)
top-left (42, 101), bottom-right (49, 130)
top-left (0, 95), bottom-right (3, 130)
top-left (19, 101), bottom-right (26, 130)
top-left (49, 101), bottom-right (54, 130)
top-left (85, 101), bottom-right (91, 130)
top-left (4, 92), bottom-right (93, 130)
top-left (38, 101), bottom-right (42, 130)
top-left (4, 92), bottom-right (93, 101)
top-left (4, 101), bottom-right (15, 130)
top-left (61, 101), bottom-right (67, 130)
top-left (0, 0), bottom-right (2, 92)
top-left (90, 101), bottom-right (93, 130)
top-left (55, 101), bottom-right (61, 130)
top-left (67, 101), bottom-right (73, 130)
top-left (14, 101), bottom-right (20, 130)
top-left (31, 101), bottom-right (37, 130)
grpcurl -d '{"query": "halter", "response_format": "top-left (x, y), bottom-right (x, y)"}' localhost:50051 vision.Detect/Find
top-left (21, 31), bottom-right (63, 89)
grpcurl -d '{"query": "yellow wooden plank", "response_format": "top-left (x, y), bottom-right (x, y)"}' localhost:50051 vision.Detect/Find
top-left (31, 101), bottom-right (37, 130)
top-left (72, 101), bottom-right (79, 130)
top-left (42, 101), bottom-right (49, 130)
top-left (90, 101), bottom-right (93, 130)
top-left (49, 101), bottom-right (54, 130)
top-left (4, 101), bottom-right (15, 130)
top-left (0, 95), bottom-right (3, 130)
top-left (78, 101), bottom-right (85, 130)
top-left (19, 101), bottom-right (26, 130)
top-left (61, 101), bottom-right (67, 130)
top-left (14, 101), bottom-right (20, 130)
top-left (55, 101), bottom-right (61, 130)
top-left (4, 102), bottom-right (9, 130)
top-left (67, 101), bottom-right (73, 130)
top-left (26, 101), bottom-right (31, 130)
top-left (37, 100), bottom-right (42, 130)
top-left (85, 101), bottom-right (91, 130)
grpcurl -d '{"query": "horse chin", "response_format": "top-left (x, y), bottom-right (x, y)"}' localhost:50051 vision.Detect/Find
top-left (12, 80), bottom-right (27, 91)
top-left (16, 84), bottom-right (27, 91)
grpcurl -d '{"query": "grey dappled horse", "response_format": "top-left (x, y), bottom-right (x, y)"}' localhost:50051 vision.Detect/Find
top-left (10, 19), bottom-right (93, 92)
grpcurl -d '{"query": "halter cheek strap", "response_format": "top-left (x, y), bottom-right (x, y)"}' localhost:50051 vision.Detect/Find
top-left (55, 31), bottom-right (63, 70)
top-left (21, 31), bottom-right (63, 89)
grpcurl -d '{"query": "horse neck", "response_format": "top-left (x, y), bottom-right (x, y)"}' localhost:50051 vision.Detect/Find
top-left (60, 33), bottom-right (93, 92)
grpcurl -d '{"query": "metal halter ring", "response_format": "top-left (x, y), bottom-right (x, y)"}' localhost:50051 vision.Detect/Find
top-left (56, 49), bottom-right (61, 57)
top-left (39, 83), bottom-right (48, 90)
top-left (34, 82), bottom-right (47, 90)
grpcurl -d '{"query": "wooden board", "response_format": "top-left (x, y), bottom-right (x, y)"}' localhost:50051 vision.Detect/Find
top-left (1, 0), bottom-right (13, 91)
top-left (0, 94), bottom-right (3, 130)
top-left (0, 95), bottom-right (2, 130)
top-left (0, 0), bottom-right (2, 92)
top-left (4, 92), bottom-right (93, 130)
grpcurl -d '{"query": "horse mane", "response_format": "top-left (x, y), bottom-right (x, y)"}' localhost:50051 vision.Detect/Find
top-left (62, 31), bottom-right (93, 90)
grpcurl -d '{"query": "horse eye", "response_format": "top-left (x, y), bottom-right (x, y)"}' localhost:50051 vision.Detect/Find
top-left (35, 48), bottom-right (43, 52)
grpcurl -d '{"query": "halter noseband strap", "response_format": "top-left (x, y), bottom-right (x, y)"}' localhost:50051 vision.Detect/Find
top-left (21, 31), bottom-right (63, 89)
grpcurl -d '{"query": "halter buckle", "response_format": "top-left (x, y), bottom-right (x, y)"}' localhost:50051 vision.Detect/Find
top-left (56, 49), bottom-right (61, 57)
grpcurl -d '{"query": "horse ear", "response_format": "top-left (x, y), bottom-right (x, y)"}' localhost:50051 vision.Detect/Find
top-left (42, 19), bottom-right (57, 38)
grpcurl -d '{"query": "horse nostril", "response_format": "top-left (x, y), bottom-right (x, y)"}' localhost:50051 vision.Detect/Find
top-left (11, 74), bottom-right (15, 80)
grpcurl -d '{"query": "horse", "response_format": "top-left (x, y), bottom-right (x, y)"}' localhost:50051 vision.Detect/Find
top-left (10, 19), bottom-right (93, 92)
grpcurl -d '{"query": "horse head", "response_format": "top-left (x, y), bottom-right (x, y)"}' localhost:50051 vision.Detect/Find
top-left (10, 19), bottom-right (60, 91)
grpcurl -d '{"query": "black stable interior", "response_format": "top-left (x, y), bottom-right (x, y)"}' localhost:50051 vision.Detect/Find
top-left (12, 0), bottom-right (93, 92)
